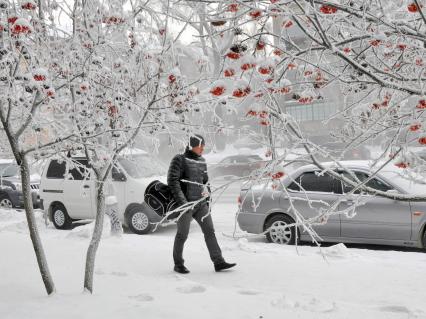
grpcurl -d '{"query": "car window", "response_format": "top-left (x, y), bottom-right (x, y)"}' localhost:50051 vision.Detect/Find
top-left (221, 158), bottom-right (232, 164)
top-left (341, 171), bottom-right (392, 193)
top-left (237, 157), bottom-right (250, 163)
top-left (46, 160), bottom-right (66, 179)
top-left (68, 160), bottom-right (91, 180)
top-left (288, 171), bottom-right (342, 194)
top-left (112, 165), bottom-right (126, 181)
top-left (118, 154), bottom-right (166, 178)
top-left (245, 156), bottom-right (260, 163)
top-left (0, 163), bottom-right (19, 177)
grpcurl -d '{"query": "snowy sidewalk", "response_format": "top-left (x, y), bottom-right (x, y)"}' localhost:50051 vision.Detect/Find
top-left (1, 207), bottom-right (425, 319)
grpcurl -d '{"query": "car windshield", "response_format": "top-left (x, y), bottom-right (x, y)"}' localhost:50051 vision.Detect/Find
top-left (380, 170), bottom-right (426, 195)
top-left (118, 154), bottom-right (166, 178)
top-left (0, 163), bottom-right (19, 177)
top-left (247, 156), bottom-right (262, 162)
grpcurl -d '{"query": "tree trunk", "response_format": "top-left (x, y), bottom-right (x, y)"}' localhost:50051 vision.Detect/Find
top-left (20, 156), bottom-right (56, 295)
top-left (84, 181), bottom-right (106, 293)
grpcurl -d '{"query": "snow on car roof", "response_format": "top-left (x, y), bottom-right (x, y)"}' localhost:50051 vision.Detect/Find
top-left (0, 159), bottom-right (15, 164)
top-left (292, 160), bottom-right (374, 175)
top-left (119, 147), bottom-right (149, 156)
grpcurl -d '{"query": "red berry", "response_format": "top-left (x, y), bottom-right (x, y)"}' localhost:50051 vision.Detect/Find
top-left (8, 17), bottom-right (18, 24)
top-left (395, 162), bottom-right (409, 169)
top-left (256, 40), bottom-right (266, 50)
top-left (224, 69), bottom-right (235, 77)
top-left (282, 20), bottom-right (293, 28)
top-left (227, 4), bottom-right (239, 12)
top-left (226, 51), bottom-right (240, 59)
top-left (168, 74), bottom-right (176, 83)
top-left (409, 124), bottom-right (421, 131)
top-left (419, 137), bottom-right (426, 145)
top-left (273, 49), bottom-right (283, 56)
top-left (241, 63), bottom-right (256, 71)
top-left (249, 10), bottom-right (262, 19)
top-left (416, 100), bottom-right (426, 109)
top-left (271, 171), bottom-right (285, 179)
top-left (210, 86), bottom-right (226, 96)
top-left (21, 2), bottom-right (37, 10)
top-left (408, 3), bottom-right (422, 13)
top-left (33, 74), bottom-right (46, 81)
top-left (258, 66), bottom-right (274, 75)
top-left (320, 5), bottom-right (338, 14)
top-left (370, 39), bottom-right (381, 47)
top-left (233, 87), bottom-right (250, 98)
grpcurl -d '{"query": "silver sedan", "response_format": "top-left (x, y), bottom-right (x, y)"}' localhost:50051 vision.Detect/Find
top-left (237, 161), bottom-right (426, 249)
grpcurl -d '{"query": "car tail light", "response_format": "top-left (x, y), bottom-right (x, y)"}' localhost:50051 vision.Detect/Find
top-left (237, 196), bottom-right (242, 205)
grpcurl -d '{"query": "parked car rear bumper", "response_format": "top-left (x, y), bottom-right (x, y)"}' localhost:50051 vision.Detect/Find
top-left (8, 190), bottom-right (40, 209)
top-left (237, 212), bottom-right (265, 234)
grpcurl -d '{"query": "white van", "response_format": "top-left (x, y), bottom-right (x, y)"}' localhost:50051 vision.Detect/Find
top-left (40, 149), bottom-right (167, 234)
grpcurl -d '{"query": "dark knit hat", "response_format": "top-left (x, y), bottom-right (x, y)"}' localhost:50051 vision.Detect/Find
top-left (189, 134), bottom-right (205, 148)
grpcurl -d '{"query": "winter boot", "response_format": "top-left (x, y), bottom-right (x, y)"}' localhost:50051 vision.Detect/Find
top-left (214, 261), bottom-right (237, 272)
top-left (174, 264), bottom-right (190, 274)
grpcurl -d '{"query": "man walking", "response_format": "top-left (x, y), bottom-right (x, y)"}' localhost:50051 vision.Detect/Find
top-left (168, 134), bottom-right (236, 274)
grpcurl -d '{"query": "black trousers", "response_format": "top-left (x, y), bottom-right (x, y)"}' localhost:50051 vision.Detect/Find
top-left (173, 202), bottom-right (224, 266)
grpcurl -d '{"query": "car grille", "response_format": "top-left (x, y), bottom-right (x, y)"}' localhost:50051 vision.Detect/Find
top-left (30, 184), bottom-right (40, 190)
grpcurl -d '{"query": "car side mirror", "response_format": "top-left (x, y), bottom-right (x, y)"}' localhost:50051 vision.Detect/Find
top-left (112, 170), bottom-right (126, 182)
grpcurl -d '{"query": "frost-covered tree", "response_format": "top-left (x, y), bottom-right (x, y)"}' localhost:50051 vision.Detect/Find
top-left (165, 0), bottom-right (426, 243)
top-left (51, 0), bottom-right (212, 293)
top-left (0, 0), bottom-right (81, 295)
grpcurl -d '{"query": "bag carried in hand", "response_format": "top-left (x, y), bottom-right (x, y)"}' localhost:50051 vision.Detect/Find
top-left (144, 180), bottom-right (178, 217)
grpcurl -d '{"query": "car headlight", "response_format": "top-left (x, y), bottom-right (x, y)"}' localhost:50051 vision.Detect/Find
top-left (14, 182), bottom-right (22, 191)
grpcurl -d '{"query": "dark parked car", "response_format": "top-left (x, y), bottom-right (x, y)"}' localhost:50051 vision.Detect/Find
top-left (210, 155), bottom-right (266, 178)
top-left (0, 159), bottom-right (40, 209)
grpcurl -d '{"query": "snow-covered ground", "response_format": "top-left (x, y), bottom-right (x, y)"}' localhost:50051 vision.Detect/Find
top-left (1, 183), bottom-right (426, 319)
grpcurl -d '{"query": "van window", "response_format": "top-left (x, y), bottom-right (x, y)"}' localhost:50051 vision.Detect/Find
top-left (117, 154), bottom-right (166, 178)
top-left (46, 160), bottom-right (66, 179)
top-left (68, 160), bottom-right (91, 180)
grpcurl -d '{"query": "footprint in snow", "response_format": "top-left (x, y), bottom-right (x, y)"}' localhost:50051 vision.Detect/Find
top-left (379, 305), bottom-right (423, 318)
top-left (238, 289), bottom-right (261, 296)
top-left (129, 294), bottom-right (154, 302)
top-left (110, 271), bottom-right (128, 277)
top-left (301, 298), bottom-right (336, 313)
top-left (271, 295), bottom-right (336, 313)
top-left (176, 285), bottom-right (206, 294)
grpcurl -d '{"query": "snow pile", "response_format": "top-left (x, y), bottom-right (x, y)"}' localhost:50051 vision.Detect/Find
top-left (0, 209), bottom-right (46, 233)
top-left (66, 218), bottom-right (112, 239)
top-left (318, 243), bottom-right (352, 258)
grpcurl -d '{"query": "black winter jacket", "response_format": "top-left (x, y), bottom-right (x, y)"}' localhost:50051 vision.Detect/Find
top-left (167, 148), bottom-right (209, 206)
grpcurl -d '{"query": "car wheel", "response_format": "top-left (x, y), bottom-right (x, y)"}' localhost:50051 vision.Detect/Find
top-left (126, 205), bottom-right (152, 235)
top-left (51, 203), bottom-right (73, 230)
top-left (0, 194), bottom-right (13, 209)
top-left (265, 214), bottom-right (298, 245)
top-left (422, 229), bottom-right (426, 251)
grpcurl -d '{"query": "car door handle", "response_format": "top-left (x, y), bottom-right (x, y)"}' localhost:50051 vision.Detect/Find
top-left (83, 185), bottom-right (90, 189)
